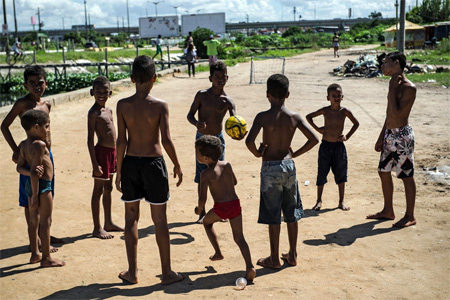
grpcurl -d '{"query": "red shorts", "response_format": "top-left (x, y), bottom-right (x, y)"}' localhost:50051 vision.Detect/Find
top-left (213, 199), bottom-right (241, 220)
top-left (93, 144), bottom-right (116, 180)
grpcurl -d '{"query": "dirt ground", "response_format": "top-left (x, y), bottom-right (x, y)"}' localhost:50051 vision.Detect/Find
top-left (1, 46), bottom-right (449, 300)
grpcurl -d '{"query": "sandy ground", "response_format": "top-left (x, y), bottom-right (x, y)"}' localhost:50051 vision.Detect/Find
top-left (1, 47), bottom-right (449, 300)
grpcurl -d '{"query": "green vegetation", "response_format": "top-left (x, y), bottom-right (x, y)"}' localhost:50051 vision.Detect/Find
top-left (407, 72), bottom-right (450, 86)
top-left (406, 0), bottom-right (450, 24)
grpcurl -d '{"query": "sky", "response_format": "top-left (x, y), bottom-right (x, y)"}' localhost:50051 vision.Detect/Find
top-left (2, 0), bottom-right (421, 32)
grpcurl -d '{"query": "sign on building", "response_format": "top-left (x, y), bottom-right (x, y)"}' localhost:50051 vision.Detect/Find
top-left (139, 16), bottom-right (179, 38)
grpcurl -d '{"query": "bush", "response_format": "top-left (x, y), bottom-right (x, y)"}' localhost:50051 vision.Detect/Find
top-left (192, 28), bottom-right (214, 58)
top-left (437, 38), bottom-right (450, 55)
top-left (282, 26), bottom-right (303, 38)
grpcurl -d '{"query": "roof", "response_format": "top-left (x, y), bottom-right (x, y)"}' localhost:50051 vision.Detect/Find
top-left (385, 20), bottom-right (424, 32)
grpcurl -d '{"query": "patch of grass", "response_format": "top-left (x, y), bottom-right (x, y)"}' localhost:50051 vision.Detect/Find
top-left (408, 50), bottom-right (450, 65)
top-left (406, 72), bottom-right (450, 87)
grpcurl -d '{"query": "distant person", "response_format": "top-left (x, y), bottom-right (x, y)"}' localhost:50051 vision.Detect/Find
top-left (152, 35), bottom-right (163, 61)
top-left (245, 74), bottom-right (319, 269)
top-left (16, 110), bottom-right (65, 267)
top-left (87, 76), bottom-right (124, 239)
top-left (116, 55), bottom-right (184, 285)
top-left (203, 34), bottom-right (220, 65)
top-left (185, 31), bottom-right (193, 47)
top-left (306, 83), bottom-right (359, 211)
top-left (332, 32), bottom-right (340, 58)
top-left (184, 43), bottom-right (198, 77)
top-left (187, 61), bottom-right (237, 223)
top-left (367, 51), bottom-right (417, 228)
top-left (12, 37), bottom-right (23, 60)
top-left (194, 135), bottom-right (256, 281)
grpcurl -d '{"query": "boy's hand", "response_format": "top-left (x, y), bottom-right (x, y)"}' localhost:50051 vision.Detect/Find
top-left (375, 139), bottom-right (383, 152)
top-left (196, 121), bottom-right (206, 130)
top-left (389, 73), bottom-right (405, 90)
top-left (12, 151), bottom-right (20, 163)
top-left (93, 165), bottom-right (103, 177)
top-left (194, 206), bottom-right (200, 215)
top-left (115, 174), bottom-right (122, 192)
top-left (35, 165), bottom-right (44, 178)
top-left (30, 195), bottom-right (39, 210)
top-left (257, 143), bottom-right (268, 157)
top-left (174, 165), bottom-right (183, 187)
top-left (338, 134), bottom-right (347, 142)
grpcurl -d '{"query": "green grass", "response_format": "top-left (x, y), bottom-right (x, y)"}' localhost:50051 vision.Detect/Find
top-left (406, 72), bottom-right (450, 87)
top-left (407, 50), bottom-right (450, 65)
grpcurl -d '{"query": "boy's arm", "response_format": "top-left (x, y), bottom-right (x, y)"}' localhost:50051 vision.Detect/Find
top-left (375, 119), bottom-right (387, 152)
top-left (245, 114), bottom-right (267, 157)
top-left (16, 141), bottom-right (44, 178)
top-left (187, 92), bottom-right (206, 130)
top-left (339, 108), bottom-right (360, 142)
top-left (305, 108), bottom-right (325, 134)
top-left (291, 114), bottom-right (319, 158)
top-left (115, 101), bottom-right (127, 192)
top-left (195, 172), bottom-right (209, 215)
top-left (87, 111), bottom-right (102, 177)
top-left (29, 141), bottom-right (46, 210)
top-left (225, 96), bottom-right (236, 116)
top-left (160, 102), bottom-right (183, 187)
top-left (1, 101), bottom-right (25, 163)
top-left (230, 163), bottom-right (238, 186)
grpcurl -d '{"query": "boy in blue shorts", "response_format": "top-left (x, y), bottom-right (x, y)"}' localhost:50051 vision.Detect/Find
top-left (246, 74), bottom-right (319, 268)
top-left (306, 83), bottom-right (359, 211)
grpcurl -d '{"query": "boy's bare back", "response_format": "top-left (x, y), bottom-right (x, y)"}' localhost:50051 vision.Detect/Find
top-left (201, 160), bottom-right (238, 204)
top-left (88, 105), bottom-right (116, 148)
top-left (20, 138), bottom-right (53, 181)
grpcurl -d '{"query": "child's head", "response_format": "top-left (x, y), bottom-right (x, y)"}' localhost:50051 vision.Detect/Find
top-left (132, 55), bottom-right (156, 84)
top-left (188, 43), bottom-right (194, 51)
top-left (267, 74), bottom-right (289, 99)
top-left (327, 83), bottom-right (342, 95)
top-left (195, 135), bottom-right (223, 162)
top-left (209, 61), bottom-right (227, 76)
top-left (21, 110), bottom-right (50, 140)
top-left (209, 61), bottom-right (228, 88)
top-left (23, 65), bottom-right (48, 97)
top-left (327, 83), bottom-right (343, 104)
top-left (158, 35), bottom-right (162, 38)
top-left (24, 65), bottom-right (46, 82)
top-left (383, 51), bottom-right (406, 74)
top-left (90, 76), bottom-right (112, 103)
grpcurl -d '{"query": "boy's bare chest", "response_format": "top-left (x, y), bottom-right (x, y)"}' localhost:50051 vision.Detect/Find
top-left (201, 97), bottom-right (228, 113)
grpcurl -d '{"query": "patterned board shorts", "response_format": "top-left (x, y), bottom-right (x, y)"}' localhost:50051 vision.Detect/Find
top-left (378, 124), bottom-right (414, 178)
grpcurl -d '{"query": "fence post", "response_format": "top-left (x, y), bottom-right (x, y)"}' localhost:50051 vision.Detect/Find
top-left (105, 48), bottom-right (109, 78)
top-left (33, 50), bottom-right (36, 65)
top-left (136, 46), bottom-right (139, 57)
top-left (62, 47), bottom-right (67, 80)
top-left (166, 45), bottom-right (171, 69)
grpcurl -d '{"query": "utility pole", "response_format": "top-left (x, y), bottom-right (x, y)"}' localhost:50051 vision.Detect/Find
top-left (84, 0), bottom-right (88, 41)
top-left (246, 14), bottom-right (249, 36)
top-left (395, 0), bottom-right (399, 46)
top-left (2, 0), bottom-right (9, 54)
top-left (117, 16), bottom-right (119, 32)
top-left (126, 0), bottom-right (130, 34)
top-left (293, 7), bottom-right (296, 22)
top-left (398, 0), bottom-right (406, 53)
top-left (37, 7), bottom-right (42, 32)
top-left (12, 0), bottom-right (17, 37)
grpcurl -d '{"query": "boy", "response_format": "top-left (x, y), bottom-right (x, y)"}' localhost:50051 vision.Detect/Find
top-left (194, 135), bottom-right (256, 281)
top-left (16, 110), bottom-right (65, 267)
top-left (306, 84), bottom-right (359, 211)
top-left (115, 55), bottom-right (184, 285)
top-left (87, 76), bottom-right (124, 239)
top-left (1, 65), bottom-right (63, 249)
top-left (332, 32), bottom-right (340, 58)
top-left (152, 35), bottom-right (163, 61)
top-left (203, 35), bottom-right (220, 65)
top-left (187, 61), bottom-right (237, 223)
top-left (367, 51), bottom-right (417, 228)
top-left (246, 74), bottom-right (319, 269)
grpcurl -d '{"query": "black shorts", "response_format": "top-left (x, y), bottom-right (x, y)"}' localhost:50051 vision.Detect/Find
top-left (316, 140), bottom-right (348, 186)
top-left (121, 155), bottom-right (170, 204)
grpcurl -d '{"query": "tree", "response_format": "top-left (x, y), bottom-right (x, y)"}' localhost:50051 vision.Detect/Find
top-left (282, 26), bottom-right (303, 38)
top-left (192, 27), bottom-right (214, 58)
top-left (406, 0), bottom-right (450, 23)
top-left (369, 11), bottom-right (383, 19)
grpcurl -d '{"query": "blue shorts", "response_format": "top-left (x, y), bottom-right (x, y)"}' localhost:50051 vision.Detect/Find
top-left (194, 131), bottom-right (225, 183)
top-left (316, 140), bottom-right (348, 186)
top-left (25, 178), bottom-right (53, 198)
top-left (258, 159), bottom-right (304, 225)
top-left (19, 149), bottom-right (54, 207)
top-left (120, 155), bottom-right (170, 205)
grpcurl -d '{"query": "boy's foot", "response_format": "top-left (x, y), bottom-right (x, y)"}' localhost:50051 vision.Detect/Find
top-left (209, 253), bottom-right (224, 261)
top-left (161, 271), bottom-right (185, 285)
top-left (338, 202), bottom-right (350, 211)
top-left (30, 253), bottom-right (42, 264)
top-left (41, 257), bottom-right (65, 268)
top-left (50, 236), bottom-right (65, 244)
top-left (256, 257), bottom-right (281, 270)
top-left (393, 216), bottom-right (416, 228)
top-left (35, 244), bottom-right (58, 253)
top-left (281, 253), bottom-right (297, 266)
top-left (93, 228), bottom-right (114, 239)
top-left (366, 211), bottom-right (395, 220)
top-left (245, 268), bottom-right (256, 281)
top-left (104, 223), bottom-right (124, 232)
top-left (119, 270), bottom-right (138, 284)
top-left (312, 201), bottom-right (322, 211)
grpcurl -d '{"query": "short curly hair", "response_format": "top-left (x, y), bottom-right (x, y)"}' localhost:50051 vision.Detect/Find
top-left (21, 110), bottom-right (49, 131)
top-left (195, 135), bottom-right (223, 161)
top-left (267, 74), bottom-right (289, 99)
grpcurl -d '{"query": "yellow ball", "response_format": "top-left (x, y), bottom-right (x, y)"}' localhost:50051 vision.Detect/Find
top-left (225, 115), bottom-right (247, 140)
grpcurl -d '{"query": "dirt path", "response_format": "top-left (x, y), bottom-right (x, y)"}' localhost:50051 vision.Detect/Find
top-left (1, 46), bottom-right (449, 300)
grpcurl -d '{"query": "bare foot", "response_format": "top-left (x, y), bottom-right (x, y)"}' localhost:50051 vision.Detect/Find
top-left (209, 253), bottom-right (224, 261)
top-left (281, 253), bottom-right (297, 266)
top-left (393, 216), bottom-right (416, 228)
top-left (93, 228), bottom-right (114, 239)
top-left (256, 257), bottom-right (281, 270)
top-left (104, 223), bottom-right (124, 232)
top-left (50, 236), bottom-right (65, 244)
top-left (338, 202), bottom-right (350, 211)
top-left (312, 201), bottom-right (322, 211)
top-left (161, 271), bottom-right (185, 285)
top-left (245, 267), bottom-right (256, 281)
top-left (119, 270), bottom-right (138, 284)
top-left (30, 253), bottom-right (42, 264)
top-left (41, 257), bottom-right (65, 267)
top-left (366, 211), bottom-right (395, 220)
top-left (37, 244), bottom-right (58, 253)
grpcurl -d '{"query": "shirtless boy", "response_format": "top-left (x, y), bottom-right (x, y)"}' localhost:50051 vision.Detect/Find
top-left (115, 55), bottom-right (184, 285)
top-left (187, 61), bottom-right (237, 223)
top-left (306, 84), bottom-right (359, 211)
top-left (1, 65), bottom-right (63, 249)
top-left (367, 51), bottom-right (417, 228)
top-left (246, 74), bottom-right (319, 269)
top-left (16, 110), bottom-right (65, 267)
top-left (194, 135), bottom-right (256, 281)
top-left (87, 76), bottom-right (124, 239)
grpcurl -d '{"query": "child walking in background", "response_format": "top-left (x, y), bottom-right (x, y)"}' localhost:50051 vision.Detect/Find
top-left (87, 76), bottom-right (124, 239)
top-left (184, 42), bottom-right (198, 77)
top-left (194, 135), bottom-right (256, 281)
top-left (306, 83), bottom-right (359, 211)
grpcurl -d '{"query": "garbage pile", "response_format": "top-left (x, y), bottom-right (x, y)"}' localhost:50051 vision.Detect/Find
top-left (332, 53), bottom-right (383, 78)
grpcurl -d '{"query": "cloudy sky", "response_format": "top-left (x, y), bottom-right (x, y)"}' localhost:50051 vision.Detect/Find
top-left (3, 0), bottom-right (419, 31)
